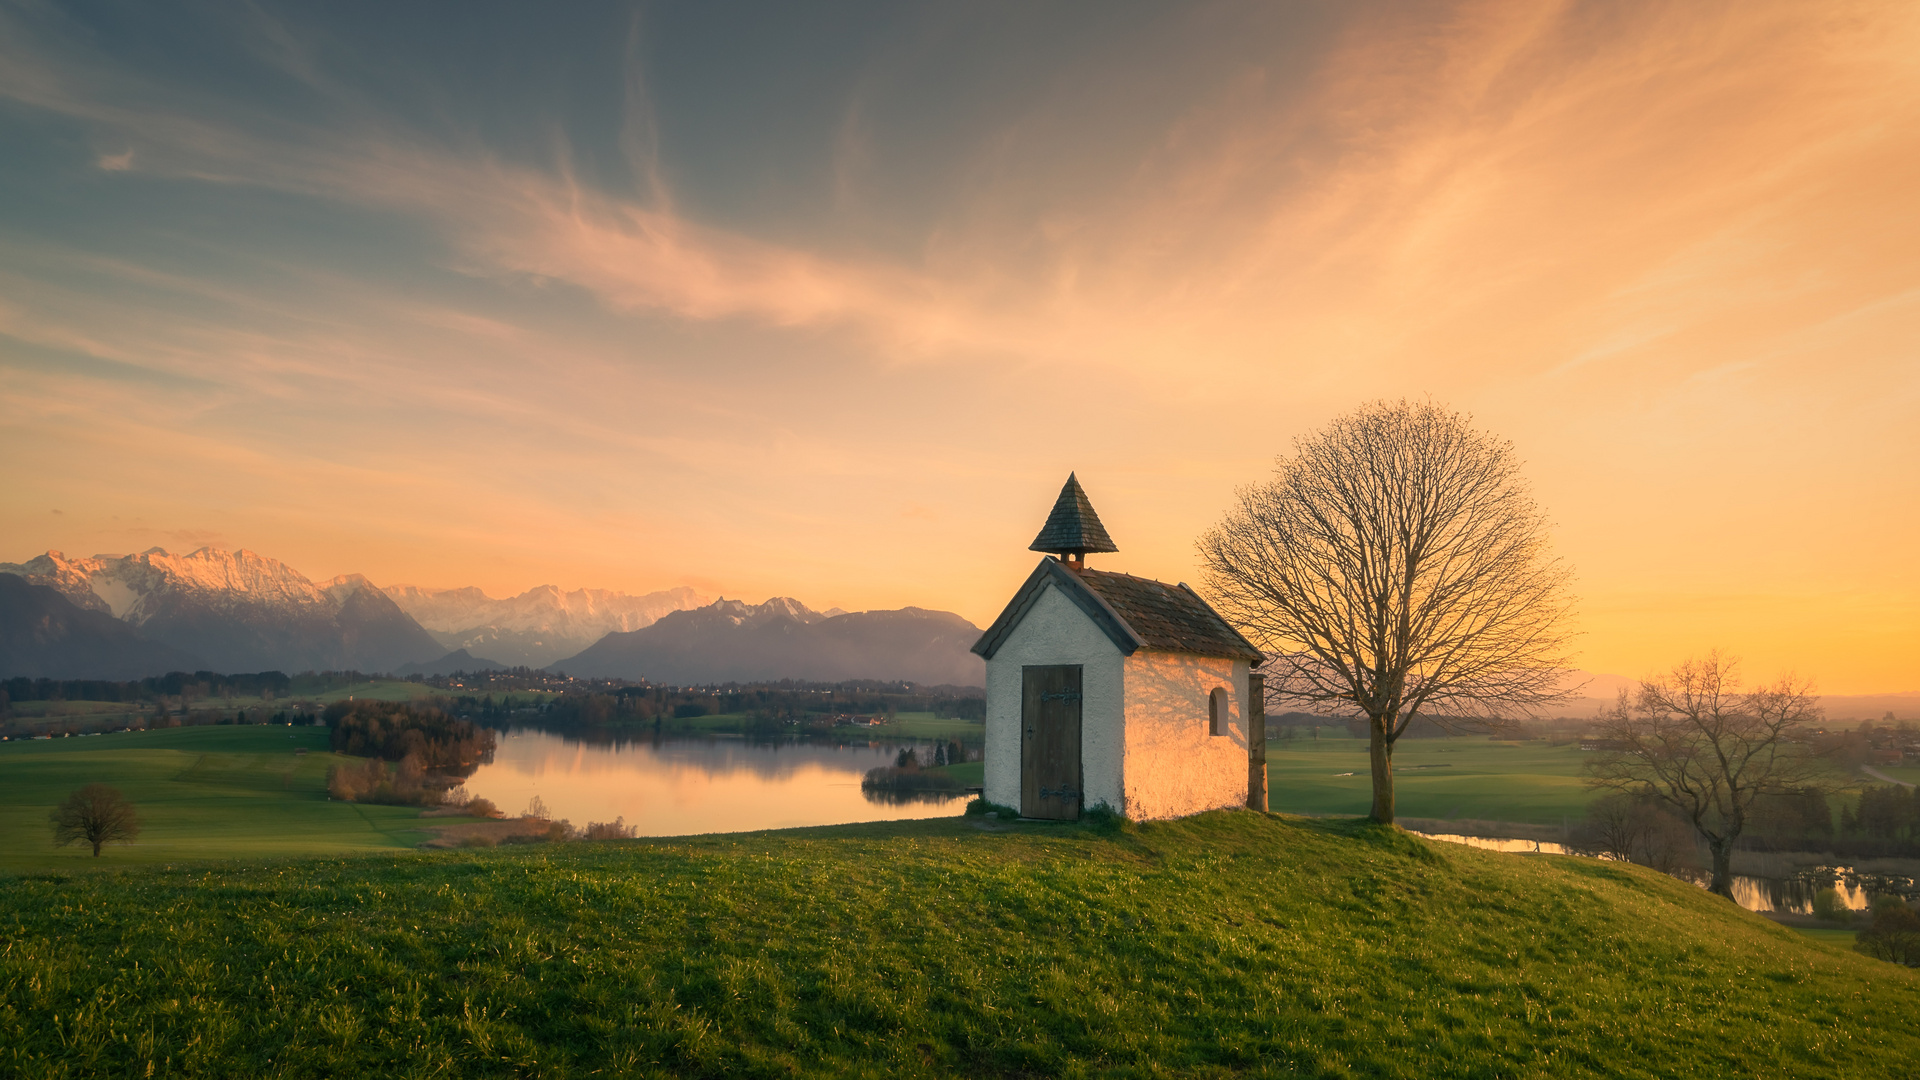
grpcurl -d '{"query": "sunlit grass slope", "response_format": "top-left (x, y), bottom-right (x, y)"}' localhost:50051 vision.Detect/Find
top-left (1268, 736), bottom-right (1597, 823)
top-left (0, 726), bottom-right (430, 871)
top-left (2, 813), bottom-right (1914, 1078)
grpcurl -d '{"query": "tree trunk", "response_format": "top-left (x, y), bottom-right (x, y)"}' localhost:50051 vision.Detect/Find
top-left (90, 839), bottom-right (102, 857)
top-left (1707, 839), bottom-right (1734, 898)
top-left (1368, 715), bottom-right (1395, 825)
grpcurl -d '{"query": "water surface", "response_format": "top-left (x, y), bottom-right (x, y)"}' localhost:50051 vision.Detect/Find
top-left (1415, 831), bottom-right (1906, 915)
top-left (459, 728), bottom-right (967, 836)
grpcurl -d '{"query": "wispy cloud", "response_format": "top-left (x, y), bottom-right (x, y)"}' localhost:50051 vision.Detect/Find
top-left (2, 0), bottom-right (1916, 689)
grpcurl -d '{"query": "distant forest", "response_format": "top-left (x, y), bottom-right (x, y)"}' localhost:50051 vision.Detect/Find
top-left (2, 670), bottom-right (295, 706)
top-left (469, 680), bottom-right (985, 731)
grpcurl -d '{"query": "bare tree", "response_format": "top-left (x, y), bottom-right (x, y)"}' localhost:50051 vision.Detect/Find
top-left (1586, 653), bottom-right (1823, 898)
top-left (50, 783), bottom-right (141, 857)
top-left (1199, 399), bottom-right (1576, 825)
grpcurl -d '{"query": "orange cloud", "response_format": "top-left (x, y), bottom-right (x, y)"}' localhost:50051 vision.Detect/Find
top-left (2, 1), bottom-right (1915, 691)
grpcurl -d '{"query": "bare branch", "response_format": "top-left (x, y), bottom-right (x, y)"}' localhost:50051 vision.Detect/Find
top-left (1199, 399), bottom-right (1578, 824)
top-left (1585, 652), bottom-right (1825, 897)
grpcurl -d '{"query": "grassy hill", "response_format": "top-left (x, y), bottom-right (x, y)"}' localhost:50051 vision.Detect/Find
top-left (2, 812), bottom-right (1916, 1077)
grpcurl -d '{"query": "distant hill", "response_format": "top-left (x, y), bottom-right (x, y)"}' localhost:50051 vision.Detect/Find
top-left (0, 549), bottom-right (444, 676)
top-left (554, 597), bottom-right (986, 686)
top-left (0, 573), bottom-right (205, 679)
top-left (383, 583), bottom-right (709, 668)
top-left (394, 649), bottom-right (509, 677)
top-left (1542, 671), bottom-right (1920, 723)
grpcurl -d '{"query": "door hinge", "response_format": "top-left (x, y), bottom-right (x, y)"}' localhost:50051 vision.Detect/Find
top-left (1041, 689), bottom-right (1082, 704)
top-left (1039, 787), bottom-right (1081, 800)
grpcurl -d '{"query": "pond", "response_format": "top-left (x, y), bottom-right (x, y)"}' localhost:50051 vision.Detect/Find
top-left (457, 728), bottom-right (970, 837)
top-left (1414, 831), bottom-right (1914, 915)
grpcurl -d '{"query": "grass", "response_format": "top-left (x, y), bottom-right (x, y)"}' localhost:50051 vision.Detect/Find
top-left (1, 811), bottom-right (1916, 1077)
top-left (0, 726), bottom-right (443, 872)
top-left (861, 712), bottom-right (987, 740)
top-left (649, 709), bottom-right (986, 741)
top-left (1268, 734), bottom-right (1598, 825)
top-left (1790, 927), bottom-right (1866, 949)
top-left (1870, 763), bottom-right (1920, 786)
top-left (928, 760), bottom-right (983, 786)
top-left (0, 679), bottom-right (444, 733)
top-left (3, 700), bottom-right (132, 718)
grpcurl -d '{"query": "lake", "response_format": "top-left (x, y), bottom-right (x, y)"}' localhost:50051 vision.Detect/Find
top-left (457, 728), bottom-right (970, 836)
top-left (1414, 831), bottom-right (1911, 915)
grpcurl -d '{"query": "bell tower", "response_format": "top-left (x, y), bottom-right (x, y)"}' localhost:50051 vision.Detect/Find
top-left (1028, 472), bottom-right (1119, 571)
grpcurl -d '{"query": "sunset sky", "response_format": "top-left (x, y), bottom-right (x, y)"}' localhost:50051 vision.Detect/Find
top-left (2, 1), bottom-right (1915, 693)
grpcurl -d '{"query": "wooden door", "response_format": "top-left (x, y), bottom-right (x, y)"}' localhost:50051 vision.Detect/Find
top-left (1021, 665), bottom-right (1082, 820)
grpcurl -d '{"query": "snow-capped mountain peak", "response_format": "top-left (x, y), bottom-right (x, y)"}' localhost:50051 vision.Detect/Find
top-left (380, 581), bottom-right (711, 668)
top-left (0, 548), bottom-right (443, 673)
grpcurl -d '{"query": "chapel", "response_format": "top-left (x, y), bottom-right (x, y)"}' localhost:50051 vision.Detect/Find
top-left (971, 474), bottom-right (1268, 820)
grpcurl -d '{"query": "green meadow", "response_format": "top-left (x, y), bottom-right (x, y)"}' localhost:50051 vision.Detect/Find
top-left (3, 812), bottom-right (1916, 1078)
top-left (1268, 733), bottom-right (1598, 825)
top-left (652, 709), bottom-right (986, 741)
top-left (0, 726), bottom-right (435, 872)
top-left (2, 678), bottom-right (448, 731)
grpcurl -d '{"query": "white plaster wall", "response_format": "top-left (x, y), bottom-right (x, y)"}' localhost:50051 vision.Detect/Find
top-left (1121, 651), bottom-right (1251, 820)
top-left (982, 584), bottom-right (1126, 813)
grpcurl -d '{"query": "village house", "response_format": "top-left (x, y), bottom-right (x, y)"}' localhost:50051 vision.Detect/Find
top-left (971, 474), bottom-right (1267, 821)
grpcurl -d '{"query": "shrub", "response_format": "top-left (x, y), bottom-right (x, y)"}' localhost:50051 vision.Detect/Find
top-left (502, 819), bottom-right (574, 844)
top-left (464, 797), bottom-right (500, 819)
top-left (1855, 900), bottom-right (1920, 966)
top-left (326, 756), bottom-right (448, 807)
top-left (458, 834), bottom-right (497, 849)
top-left (965, 798), bottom-right (1019, 818)
top-left (1567, 793), bottom-right (1696, 872)
top-left (1082, 803), bottom-right (1130, 835)
top-left (584, 817), bottom-right (636, 840)
top-left (1811, 887), bottom-right (1851, 923)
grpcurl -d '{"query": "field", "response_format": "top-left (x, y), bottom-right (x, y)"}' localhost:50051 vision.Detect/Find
top-left (1268, 733), bottom-right (1598, 825)
top-left (0, 726), bottom-right (440, 872)
top-left (1871, 763), bottom-right (1920, 786)
top-left (2, 811), bottom-right (1916, 1077)
top-left (654, 709), bottom-right (986, 741)
top-left (0, 678), bottom-right (448, 733)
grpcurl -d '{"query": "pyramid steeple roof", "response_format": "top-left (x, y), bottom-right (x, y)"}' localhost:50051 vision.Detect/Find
top-left (1029, 473), bottom-right (1119, 556)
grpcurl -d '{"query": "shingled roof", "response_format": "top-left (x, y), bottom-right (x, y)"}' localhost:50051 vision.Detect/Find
top-left (1028, 473), bottom-right (1119, 556)
top-left (972, 558), bottom-right (1263, 664)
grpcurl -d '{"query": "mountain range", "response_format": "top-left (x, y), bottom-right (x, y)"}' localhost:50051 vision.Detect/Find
top-left (382, 583), bottom-right (708, 668)
top-left (556, 597), bottom-right (986, 686)
top-left (0, 548), bottom-right (987, 688)
top-left (0, 573), bottom-right (206, 680)
top-left (0, 549), bottom-right (442, 675)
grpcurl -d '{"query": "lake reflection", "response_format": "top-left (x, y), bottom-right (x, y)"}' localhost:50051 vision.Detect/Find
top-left (458, 728), bottom-right (968, 836)
top-left (1414, 831), bottom-right (1910, 915)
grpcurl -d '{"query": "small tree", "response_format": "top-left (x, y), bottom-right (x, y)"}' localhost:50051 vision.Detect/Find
top-left (1568, 792), bottom-right (1694, 873)
top-left (1855, 899), bottom-right (1920, 966)
top-left (50, 784), bottom-right (141, 857)
top-left (1586, 652), bottom-right (1823, 898)
top-left (1200, 399), bottom-right (1577, 824)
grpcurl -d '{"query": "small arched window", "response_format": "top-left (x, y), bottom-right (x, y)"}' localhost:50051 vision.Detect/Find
top-left (1209, 687), bottom-right (1229, 736)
